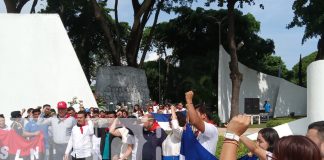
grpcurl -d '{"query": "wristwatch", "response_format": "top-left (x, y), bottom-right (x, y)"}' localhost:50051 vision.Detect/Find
top-left (224, 132), bottom-right (240, 142)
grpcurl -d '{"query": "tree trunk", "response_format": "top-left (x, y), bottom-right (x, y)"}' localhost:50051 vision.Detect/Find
top-left (90, 0), bottom-right (121, 66)
top-left (298, 54), bottom-right (302, 86)
top-left (4, 0), bottom-right (18, 13)
top-left (139, 0), bottom-right (164, 68)
top-left (16, 0), bottom-right (30, 13)
top-left (126, 0), bottom-right (155, 67)
top-left (227, 0), bottom-right (242, 119)
top-left (81, 48), bottom-right (91, 84)
top-left (30, 0), bottom-right (38, 13)
top-left (164, 56), bottom-right (170, 101)
top-left (4, 0), bottom-right (37, 13)
top-left (114, 0), bottom-right (125, 60)
top-left (316, 37), bottom-right (324, 60)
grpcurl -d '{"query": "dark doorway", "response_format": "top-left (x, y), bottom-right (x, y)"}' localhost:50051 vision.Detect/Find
top-left (244, 98), bottom-right (260, 114)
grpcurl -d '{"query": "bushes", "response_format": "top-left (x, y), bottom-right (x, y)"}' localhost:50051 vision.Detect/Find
top-left (266, 116), bottom-right (303, 127)
top-left (211, 113), bottom-right (221, 126)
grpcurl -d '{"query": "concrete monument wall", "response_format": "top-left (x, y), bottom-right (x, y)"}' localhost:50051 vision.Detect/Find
top-left (0, 14), bottom-right (98, 119)
top-left (96, 66), bottom-right (150, 108)
top-left (248, 60), bottom-right (324, 140)
top-left (218, 45), bottom-right (306, 122)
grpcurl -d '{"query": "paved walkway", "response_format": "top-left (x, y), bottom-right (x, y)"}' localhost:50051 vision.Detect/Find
top-left (218, 127), bottom-right (262, 136)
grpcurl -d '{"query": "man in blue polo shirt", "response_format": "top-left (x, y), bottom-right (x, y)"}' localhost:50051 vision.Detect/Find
top-left (25, 108), bottom-right (49, 159)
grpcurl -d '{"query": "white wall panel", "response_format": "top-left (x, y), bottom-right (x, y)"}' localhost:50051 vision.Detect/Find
top-left (0, 14), bottom-right (98, 119)
top-left (218, 46), bottom-right (306, 122)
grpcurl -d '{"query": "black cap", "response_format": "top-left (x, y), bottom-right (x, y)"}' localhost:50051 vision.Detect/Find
top-left (11, 111), bottom-right (21, 118)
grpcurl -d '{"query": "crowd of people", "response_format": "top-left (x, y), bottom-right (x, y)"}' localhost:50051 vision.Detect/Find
top-left (0, 91), bottom-right (324, 160)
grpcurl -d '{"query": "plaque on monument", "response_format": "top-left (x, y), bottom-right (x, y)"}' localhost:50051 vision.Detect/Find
top-left (96, 66), bottom-right (150, 110)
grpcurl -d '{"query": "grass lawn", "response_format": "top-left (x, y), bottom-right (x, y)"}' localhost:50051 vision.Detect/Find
top-left (215, 136), bottom-right (249, 158)
top-left (249, 123), bottom-right (267, 128)
top-left (266, 116), bottom-right (305, 127)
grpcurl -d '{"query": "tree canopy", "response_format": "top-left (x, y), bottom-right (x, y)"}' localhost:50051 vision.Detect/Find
top-left (40, 0), bottom-right (199, 82)
top-left (290, 51), bottom-right (317, 87)
top-left (143, 7), bottom-right (278, 105)
top-left (206, 0), bottom-right (260, 119)
top-left (288, 0), bottom-right (324, 60)
top-left (153, 7), bottom-right (275, 67)
top-left (41, 0), bottom-right (122, 82)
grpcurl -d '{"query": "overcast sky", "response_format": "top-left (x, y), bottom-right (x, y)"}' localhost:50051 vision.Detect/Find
top-left (0, 0), bottom-right (318, 69)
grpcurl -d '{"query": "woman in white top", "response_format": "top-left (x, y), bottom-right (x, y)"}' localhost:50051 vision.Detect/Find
top-left (109, 116), bottom-right (136, 159)
top-left (162, 105), bottom-right (186, 160)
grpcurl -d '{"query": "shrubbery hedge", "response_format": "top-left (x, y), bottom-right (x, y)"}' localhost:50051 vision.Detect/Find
top-left (266, 116), bottom-right (304, 127)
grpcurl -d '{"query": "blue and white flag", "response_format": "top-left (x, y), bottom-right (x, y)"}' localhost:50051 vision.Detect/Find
top-left (151, 112), bottom-right (186, 131)
top-left (180, 123), bottom-right (218, 160)
top-left (152, 113), bottom-right (172, 131)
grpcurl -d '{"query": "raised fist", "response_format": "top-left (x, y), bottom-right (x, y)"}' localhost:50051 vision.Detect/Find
top-left (185, 91), bottom-right (194, 103)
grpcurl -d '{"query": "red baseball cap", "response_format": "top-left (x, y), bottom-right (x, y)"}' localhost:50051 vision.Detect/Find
top-left (57, 101), bottom-right (67, 109)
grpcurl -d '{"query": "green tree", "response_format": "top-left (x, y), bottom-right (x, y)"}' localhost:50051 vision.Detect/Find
top-left (288, 0), bottom-right (324, 60)
top-left (290, 51), bottom-right (317, 87)
top-left (41, 0), bottom-right (197, 81)
top-left (90, 0), bottom-right (195, 67)
top-left (151, 7), bottom-right (274, 108)
top-left (43, 0), bottom-right (105, 82)
top-left (42, 0), bottom-right (131, 82)
top-left (207, 0), bottom-right (261, 118)
top-left (260, 55), bottom-right (289, 78)
top-left (143, 60), bottom-right (166, 102)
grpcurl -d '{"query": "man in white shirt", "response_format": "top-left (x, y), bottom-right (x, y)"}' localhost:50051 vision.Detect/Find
top-left (185, 91), bottom-right (218, 155)
top-left (176, 102), bottom-right (186, 112)
top-left (152, 101), bottom-right (159, 113)
top-left (64, 111), bottom-right (94, 160)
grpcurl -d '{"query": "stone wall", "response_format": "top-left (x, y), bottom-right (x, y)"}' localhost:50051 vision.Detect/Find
top-left (96, 66), bottom-right (150, 109)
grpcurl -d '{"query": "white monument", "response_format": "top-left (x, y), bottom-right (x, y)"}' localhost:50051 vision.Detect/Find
top-left (218, 44), bottom-right (324, 138)
top-left (0, 14), bottom-right (98, 119)
top-left (218, 45), bottom-right (306, 123)
top-left (248, 60), bottom-right (324, 139)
